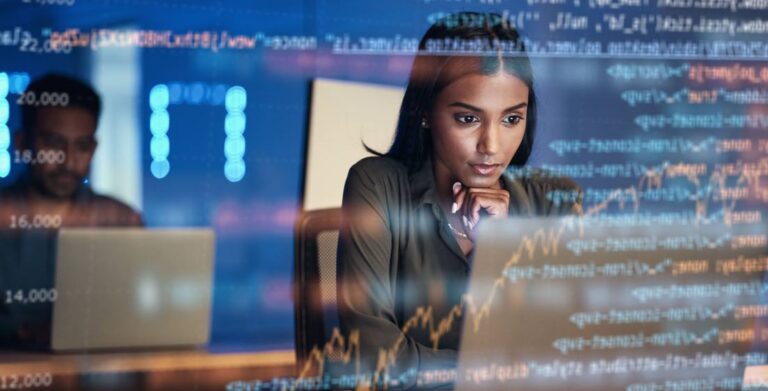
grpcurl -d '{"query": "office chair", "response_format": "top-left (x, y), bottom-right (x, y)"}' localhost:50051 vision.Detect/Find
top-left (293, 207), bottom-right (343, 373)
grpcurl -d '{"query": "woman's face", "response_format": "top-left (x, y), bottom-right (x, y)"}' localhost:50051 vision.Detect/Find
top-left (430, 71), bottom-right (529, 189)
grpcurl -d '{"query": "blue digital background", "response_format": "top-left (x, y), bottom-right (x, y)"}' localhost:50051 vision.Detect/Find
top-left (0, 0), bottom-right (760, 351)
top-left (0, 0), bottom-right (437, 351)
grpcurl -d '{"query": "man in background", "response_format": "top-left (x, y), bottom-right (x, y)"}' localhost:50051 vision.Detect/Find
top-left (0, 74), bottom-right (142, 348)
top-left (0, 73), bottom-right (142, 227)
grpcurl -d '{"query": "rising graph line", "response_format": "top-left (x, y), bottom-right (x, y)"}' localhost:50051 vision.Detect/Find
top-left (295, 160), bottom-right (767, 390)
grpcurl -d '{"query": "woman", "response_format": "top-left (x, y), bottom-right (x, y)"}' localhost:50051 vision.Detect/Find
top-left (334, 12), bottom-right (582, 389)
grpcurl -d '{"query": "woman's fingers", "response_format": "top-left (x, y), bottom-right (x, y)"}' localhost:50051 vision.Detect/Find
top-left (450, 182), bottom-right (475, 234)
top-left (451, 181), bottom-right (466, 215)
top-left (449, 182), bottom-right (510, 237)
top-left (465, 188), bottom-right (510, 229)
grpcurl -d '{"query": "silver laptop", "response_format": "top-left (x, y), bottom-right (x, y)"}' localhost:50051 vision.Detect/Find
top-left (50, 228), bottom-right (214, 351)
top-left (455, 217), bottom-right (767, 390)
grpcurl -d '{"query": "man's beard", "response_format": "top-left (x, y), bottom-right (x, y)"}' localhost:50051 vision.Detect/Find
top-left (34, 170), bottom-right (84, 200)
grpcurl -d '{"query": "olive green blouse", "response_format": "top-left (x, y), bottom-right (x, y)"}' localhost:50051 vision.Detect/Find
top-left (336, 155), bottom-right (582, 388)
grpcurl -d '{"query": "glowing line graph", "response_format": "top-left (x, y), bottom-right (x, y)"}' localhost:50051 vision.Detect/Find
top-left (294, 160), bottom-right (767, 390)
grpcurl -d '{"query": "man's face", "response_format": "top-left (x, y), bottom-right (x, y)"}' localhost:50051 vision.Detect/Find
top-left (26, 107), bottom-right (97, 199)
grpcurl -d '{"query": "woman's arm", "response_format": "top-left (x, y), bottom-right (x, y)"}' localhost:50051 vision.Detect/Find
top-left (522, 173), bottom-right (584, 216)
top-left (334, 159), bottom-right (456, 389)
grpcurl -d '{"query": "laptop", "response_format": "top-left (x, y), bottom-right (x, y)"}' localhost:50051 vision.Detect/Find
top-left (0, 228), bottom-right (215, 351)
top-left (454, 217), bottom-right (768, 390)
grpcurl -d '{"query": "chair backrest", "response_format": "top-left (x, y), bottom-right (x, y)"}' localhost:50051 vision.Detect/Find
top-left (293, 207), bottom-right (342, 372)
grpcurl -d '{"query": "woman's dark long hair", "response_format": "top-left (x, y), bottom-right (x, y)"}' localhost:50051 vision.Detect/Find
top-left (366, 12), bottom-right (537, 174)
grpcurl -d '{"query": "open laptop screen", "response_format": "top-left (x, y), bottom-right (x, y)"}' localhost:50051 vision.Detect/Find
top-left (453, 217), bottom-right (767, 391)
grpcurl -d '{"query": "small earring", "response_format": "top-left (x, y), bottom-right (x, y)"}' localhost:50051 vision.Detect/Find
top-left (420, 118), bottom-right (429, 129)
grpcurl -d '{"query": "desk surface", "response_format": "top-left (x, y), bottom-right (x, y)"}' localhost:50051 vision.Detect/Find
top-left (0, 349), bottom-right (297, 391)
top-left (0, 349), bottom-right (294, 374)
